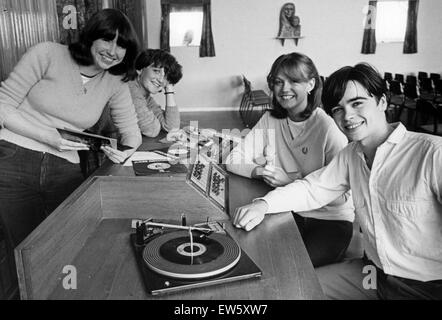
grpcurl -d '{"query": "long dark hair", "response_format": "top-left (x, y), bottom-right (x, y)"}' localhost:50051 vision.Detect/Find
top-left (322, 63), bottom-right (386, 116)
top-left (69, 9), bottom-right (139, 82)
top-left (267, 52), bottom-right (322, 119)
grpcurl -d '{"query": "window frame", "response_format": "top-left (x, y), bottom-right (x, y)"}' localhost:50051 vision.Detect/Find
top-left (169, 6), bottom-right (204, 48)
top-left (375, 0), bottom-right (409, 44)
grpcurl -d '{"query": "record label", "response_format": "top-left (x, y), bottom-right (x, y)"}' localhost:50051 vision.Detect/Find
top-left (168, 148), bottom-right (189, 155)
top-left (147, 163), bottom-right (171, 171)
top-left (177, 243), bottom-right (207, 257)
top-left (159, 235), bottom-right (224, 265)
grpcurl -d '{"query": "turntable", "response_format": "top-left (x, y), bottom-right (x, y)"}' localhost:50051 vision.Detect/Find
top-left (130, 219), bottom-right (262, 295)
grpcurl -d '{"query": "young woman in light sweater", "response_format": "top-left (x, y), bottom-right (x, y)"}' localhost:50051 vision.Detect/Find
top-left (130, 49), bottom-right (183, 137)
top-left (226, 52), bottom-right (355, 267)
top-left (0, 9), bottom-right (141, 252)
top-left (81, 49), bottom-right (183, 176)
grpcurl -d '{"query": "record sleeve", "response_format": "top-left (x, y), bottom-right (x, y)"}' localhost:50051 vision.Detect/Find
top-left (57, 128), bottom-right (117, 150)
top-left (187, 154), bottom-right (229, 214)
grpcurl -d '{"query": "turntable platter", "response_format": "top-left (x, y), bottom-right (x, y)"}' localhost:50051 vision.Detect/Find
top-left (143, 231), bottom-right (241, 279)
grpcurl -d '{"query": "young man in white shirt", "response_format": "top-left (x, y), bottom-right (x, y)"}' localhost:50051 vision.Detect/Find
top-left (232, 63), bottom-right (442, 299)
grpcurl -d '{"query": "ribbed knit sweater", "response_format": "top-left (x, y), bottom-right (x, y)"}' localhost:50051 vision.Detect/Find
top-left (0, 42), bottom-right (141, 163)
top-left (128, 79), bottom-right (180, 137)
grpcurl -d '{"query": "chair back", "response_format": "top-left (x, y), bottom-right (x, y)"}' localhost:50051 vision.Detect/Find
top-left (384, 79), bottom-right (390, 92)
top-left (389, 80), bottom-right (403, 95)
top-left (418, 71), bottom-right (428, 81)
top-left (415, 99), bottom-right (438, 132)
top-left (394, 73), bottom-right (404, 83)
top-left (242, 75), bottom-right (252, 94)
top-left (434, 79), bottom-right (442, 95)
top-left (404, 82), bottom-right (419, 99)
top-left (420, 78), bottom-right (434, 93)
top-left (384, 72), bottom-right (393, 81)
top-left (406, 75), bottom-right (417, 85)
top-left (430, 73), bottom-right (441, 81)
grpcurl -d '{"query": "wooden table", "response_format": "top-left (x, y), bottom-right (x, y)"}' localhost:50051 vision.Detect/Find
top-left (15, 113), bottom-right (325, 300)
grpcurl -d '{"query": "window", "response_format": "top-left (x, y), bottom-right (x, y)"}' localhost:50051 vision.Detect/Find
top-left (170, 9), bottom-right (203, 47)
top-left (376, 1), bottom-right (409, 43)
top-left (161, 0), bottom-right (215, 57)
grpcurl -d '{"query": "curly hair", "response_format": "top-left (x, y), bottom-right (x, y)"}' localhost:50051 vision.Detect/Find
top-left (135, 49), bottom-right (183, 85)
top-left (267, 52), bottom-right (322, 119)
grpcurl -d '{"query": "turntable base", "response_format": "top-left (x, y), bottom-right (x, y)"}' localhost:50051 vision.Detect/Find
top-left (16, 176), bottom-right (324, 300)
top-left (131, 228), bottom-right (262, 295)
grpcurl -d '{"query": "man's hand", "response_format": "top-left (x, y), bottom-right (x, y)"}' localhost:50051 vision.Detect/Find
top-left (261, 165), bottom-right (294, 187)
top-left (232, 200), bottom-right (269, 231)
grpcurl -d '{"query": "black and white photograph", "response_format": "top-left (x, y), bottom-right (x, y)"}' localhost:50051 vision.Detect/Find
top-left (0, 0), bottom-right (441, 308)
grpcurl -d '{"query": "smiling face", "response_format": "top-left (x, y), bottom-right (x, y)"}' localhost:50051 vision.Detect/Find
top-left (138, 64), bottom-right (166, 94)
top-left (273, 71), bottom-right (315, 121)
top-left (90, 30), bottom-right (126, 71)
top-left (330, 81), bottom-right (387, 143)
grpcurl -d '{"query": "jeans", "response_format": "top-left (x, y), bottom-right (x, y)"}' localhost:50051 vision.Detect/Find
top-left (367, 255), bottom-right (442, 300)
top-left (0, 140), bottom-right (84, 249)
top-left (316, 255), bottom-right (442, 300)
top-left (292, 212), bottom-right (353, 267)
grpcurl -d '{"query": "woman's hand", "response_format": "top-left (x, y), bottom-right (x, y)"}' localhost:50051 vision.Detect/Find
top-left (251, 165), bottom-right (265, 179)
top-left (233, 200), bottom-right (269, 231)
top-left (101, 146), bottom-right (131, 164)
top-left (44, 130), bottom-right (89, 152)
top-left (261, 165), bottom-right (294, 188)
top-left (164, 82), bottom-right (175, 93)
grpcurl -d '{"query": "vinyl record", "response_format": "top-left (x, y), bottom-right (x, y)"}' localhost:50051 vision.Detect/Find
top-left (143, 231), bottom-right (241, 279)
top-left (168, 147), bottom-right (189, 155)
top-left (147, 162), bottom-right (171, 171)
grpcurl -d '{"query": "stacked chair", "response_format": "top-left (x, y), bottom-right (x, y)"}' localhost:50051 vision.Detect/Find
top-left (394, 73), bottom-right (405, 84)
top-left (384, 72), bottom-right (393, 82)
top-left (406, 75), bottom-right (417, 86)
top-left (402, 81), bottom-right (419, 129)
top-left (418, 71), bottom-right (428, 91)
top-left (239, 75), bottom-right (271, 128)
top-left (419, 78), bottom-right (435, 100)
top-left (384, 72), bottom-right (393, 96)
top-left (430, 73), bottom-right (441, 83)
top-left (414, 98), bottom-right (442, 136)
top-left (385, 79), bottom-right (404, 123)
top-left (418, 71), bottom-right (428, 82)
top-left (434, 79), bottom-right (442, 105)
top-left (384, 71), bottom-right (441, 132)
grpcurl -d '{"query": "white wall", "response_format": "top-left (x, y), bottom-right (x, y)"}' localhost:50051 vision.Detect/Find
top-left (146, 0), bottom-right (442, 111)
